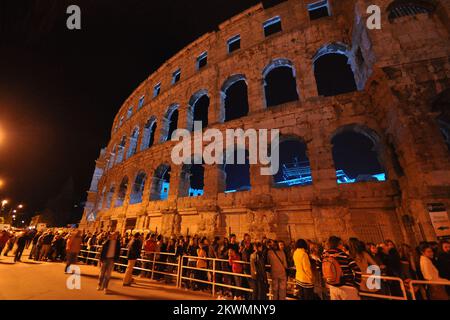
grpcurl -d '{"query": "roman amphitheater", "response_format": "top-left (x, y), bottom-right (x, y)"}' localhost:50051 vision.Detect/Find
top-left (79, 0), bottom-right (450, 245)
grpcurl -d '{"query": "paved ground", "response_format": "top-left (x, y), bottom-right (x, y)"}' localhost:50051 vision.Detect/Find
top-left (0, 249), bottom-right (212, 300)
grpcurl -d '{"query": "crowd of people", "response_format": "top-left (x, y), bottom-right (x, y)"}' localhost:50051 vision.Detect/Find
top-left (1, 227), bottom-right (449, 300)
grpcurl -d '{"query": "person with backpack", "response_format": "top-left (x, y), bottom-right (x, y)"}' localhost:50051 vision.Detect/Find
top-left (322, 236), bottom-right (362, 300)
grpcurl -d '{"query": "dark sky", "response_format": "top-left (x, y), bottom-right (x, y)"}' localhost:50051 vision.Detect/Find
top-left (0, 0), bottom-right (260, 217)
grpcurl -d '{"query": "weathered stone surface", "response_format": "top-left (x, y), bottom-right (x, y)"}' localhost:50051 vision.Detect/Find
top-left (80, 0), bottom-right (450, 245)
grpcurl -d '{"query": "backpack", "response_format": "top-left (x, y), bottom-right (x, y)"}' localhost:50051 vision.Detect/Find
top-left (322, 253), bottom-right (344, 286)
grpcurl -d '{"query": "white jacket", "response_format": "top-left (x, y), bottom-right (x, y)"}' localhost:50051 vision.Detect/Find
top-left (420, 255), bottom-right (445, 281)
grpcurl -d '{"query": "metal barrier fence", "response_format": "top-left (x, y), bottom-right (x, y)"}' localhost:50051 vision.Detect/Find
top-left (409, 279), bottom-right (450, 300)
top-left (77, 245), bottom-right (447, 300)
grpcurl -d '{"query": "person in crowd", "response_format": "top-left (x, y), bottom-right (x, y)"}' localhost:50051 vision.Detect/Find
top-left (228, 247), bottom-right (243, 300)
top-left (98, 231), bottom-right (121, 294)
top-left (3, 231), bottom-right (16, 256)
top-left (14, 231), bottom-right (28, 263)
top-left (398, 243), bottom-right (418, 280)
top-left (123, 232), bottom-right (142, 286)
top-left (309, 241), bottom-right (326, 299)
top-left (293, 239), bottom-right (314, 300)
top-left (39, 231), bottom-right (54, 261)
top-left (196, 239), bottom-right (209, 291)
top-left (322, 236), bottom-right (361, 300)
top-left (229, 234), bottom-right (239, 253)
top-left (436, 240), bottom-right (450, 280)
top-left (267, 240), bottom-right (288, 300)
top-left (65, 230), bottom-right (82, 273)
top-left (29, 231), bottom-right (42, 260)
top-left (249, 242), bottom-right (268, 300)
top-left (142, 233), bottom-right (157, 278)
top-left (348, 238), bottom-right (379, 295)
top-left (419, 242), bottom-right (448, 300)
top-left (0, 230), bottom-right (10, 255)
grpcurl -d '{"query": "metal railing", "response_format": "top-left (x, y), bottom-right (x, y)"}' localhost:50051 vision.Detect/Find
top-left (409, 279), bottom-right (450, 300)
top-left (77, 245), bottom-right (447, 300)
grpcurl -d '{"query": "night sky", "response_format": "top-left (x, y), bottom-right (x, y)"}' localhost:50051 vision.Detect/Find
top-left (0, 0), bottom-right (260, 219)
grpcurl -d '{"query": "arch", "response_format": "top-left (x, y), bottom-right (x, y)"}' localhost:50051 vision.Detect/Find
top-left (97, 186), bottom-right (106, 210)
top-left (272, 136), bottom-right (312, 187)
top-left (220, 74), bottom-right (249, 122)
top-left (150, 164), bottom-right (171, 201)
top-left (179, 155), bottom-right (205, 197)
top-left (161, 104), bottom-right (179, 142)
top-left (187, 90), bottom-right (209, 131)
top-left (115, 176), bottom-right (129, 207)
top-left (221, 149), bottom-right (251, 193)
top-left (106, 185), bottom-right (115, 208)
top-left (108, 145), bottom-right (117, 169)
top-left (130, 170), bottom-right (147, 204)
top-left (313, 43), bottom-right (357, 97)
top-left (141, 116), bottom-right (157, 151)
top-left (331, 124), bottom-right (386, 184)
top-left (115, 136), bottom-right (127, 164)
top-left (432, 88), bottom-right (450, 152)
top-left (263, 59), bottom-right (299, 107)
top-left (127, 127), bottom-right (140, 159)
top-left (387, 0), bottom-right (436, 22)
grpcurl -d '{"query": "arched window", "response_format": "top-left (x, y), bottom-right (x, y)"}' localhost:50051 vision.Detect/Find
top-left (313, 44), bottom-right (357, 97)
top-left (115, 176), bottom-right (129, 207)
top-left (141, 116), bottom-right (157, 151)
top-left (150, 164), bottom-right (171, 201)
top-left (263, 59), bottom-right (299, 107)
top-left (273, 138), bottom-right (312, 187)
top-left (106, 185), bottom-right (115, 208)
top-left (97, 187), bottom-right (106, 210)
top-left (223, 149), bottom-right (251, 193)
top-left (332, 125), bottom-right (386, 184)
top-left (432, 89), bottom-right (450, 152)
top-left (127, 127), bottom-right (139, 159)
top-left (115, 136), bottom-right (127, 164)
top-left (188, 90), bottom-right (209, 131)
top-left (221, 74), bottom-right (249, 122)
top-left (161, 104), bottom-right (179, 142)
top-left (179, 157), bottom-right (205, 197)
top-left (130, 171), bottom-right (147, 204)
top-left (387, 0), bottom-right (435, 22)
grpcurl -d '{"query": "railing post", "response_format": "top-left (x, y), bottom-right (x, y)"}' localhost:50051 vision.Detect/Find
top-left (151, 252), bottom-right (157, 280)
top-left (212, 259), bottom-right (216, 297)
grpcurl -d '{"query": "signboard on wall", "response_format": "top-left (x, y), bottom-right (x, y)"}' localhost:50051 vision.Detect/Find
top-left (428, 203), bottom-right (450, 239)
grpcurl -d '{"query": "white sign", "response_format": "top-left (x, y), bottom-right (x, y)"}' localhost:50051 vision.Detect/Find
top-left (429, 206), bottom-right (450, 239)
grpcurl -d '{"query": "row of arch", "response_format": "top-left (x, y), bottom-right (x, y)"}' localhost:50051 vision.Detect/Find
top-left (99, 124), bottom-right (388, 210)
top-left (108, 47), bottom-right (359, 168)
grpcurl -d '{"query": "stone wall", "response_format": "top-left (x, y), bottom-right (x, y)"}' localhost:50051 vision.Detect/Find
top-left (80, 0), bottom-right (450, 246)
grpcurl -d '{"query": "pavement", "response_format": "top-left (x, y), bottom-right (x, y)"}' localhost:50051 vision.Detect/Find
top-left (0, 249), bottom-right (212, 300)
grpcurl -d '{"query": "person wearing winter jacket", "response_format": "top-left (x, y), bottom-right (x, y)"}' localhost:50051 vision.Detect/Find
top-left (293, 239), bottom-right (314, 300)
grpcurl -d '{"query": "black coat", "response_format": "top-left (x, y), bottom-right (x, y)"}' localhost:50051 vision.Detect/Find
top-left (127, 238), bottom-right (142, 260)
top-left (100, 239), bottom-right (122, 262)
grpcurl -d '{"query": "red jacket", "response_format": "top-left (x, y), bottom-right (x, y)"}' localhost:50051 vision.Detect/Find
top-left (229, 253), bottom-right (243, 274)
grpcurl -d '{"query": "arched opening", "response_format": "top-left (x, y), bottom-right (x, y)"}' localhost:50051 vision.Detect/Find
top-left (273, 138), bottom-right (312, 187)
top-left (313, 44), bottom-right (357, 97)
top-left (263, 59), bottom-right (299, 107)
top-left (387, 0), bottom-right (436, 22)
top-left (223, 149), bottom-right (251, 193)
top-left (115, 176), bottom-right (129, 207)
top-left (130, 171), bottom-right (147, 204)
top-left (221, 75), bottom-right (249, 122)
top-left (108, 145), bottom-right (116, 169)
top-left (161, 104), bottom-right (179, 142)
top-left (106, 185), bottom-right (115, 208)
top-left (141, 116), bottom-right (157, 151)
top-left (432, 89), bottom-right (450, 152)
top-left (332, 126), bottom-right (386, 184)
top-left (127, 127), bottom-right (139, 159)
top-left (179, 157), bottom-right (205, 197)
top-left (150, 164), bottom-right (171, 201)
top-left (188, 90), bottom-right (209, 131)
top-left (115, 136), bottom-right (127, 164)
top-left (97, 187), bottom-right (106, 210)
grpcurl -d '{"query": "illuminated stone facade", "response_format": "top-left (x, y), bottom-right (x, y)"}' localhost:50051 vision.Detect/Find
top-left (80, 0), bottom-right (450, 245)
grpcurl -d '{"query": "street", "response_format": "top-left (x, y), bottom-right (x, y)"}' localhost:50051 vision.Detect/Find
top-left (0, 249), bottom-right (211, 300)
